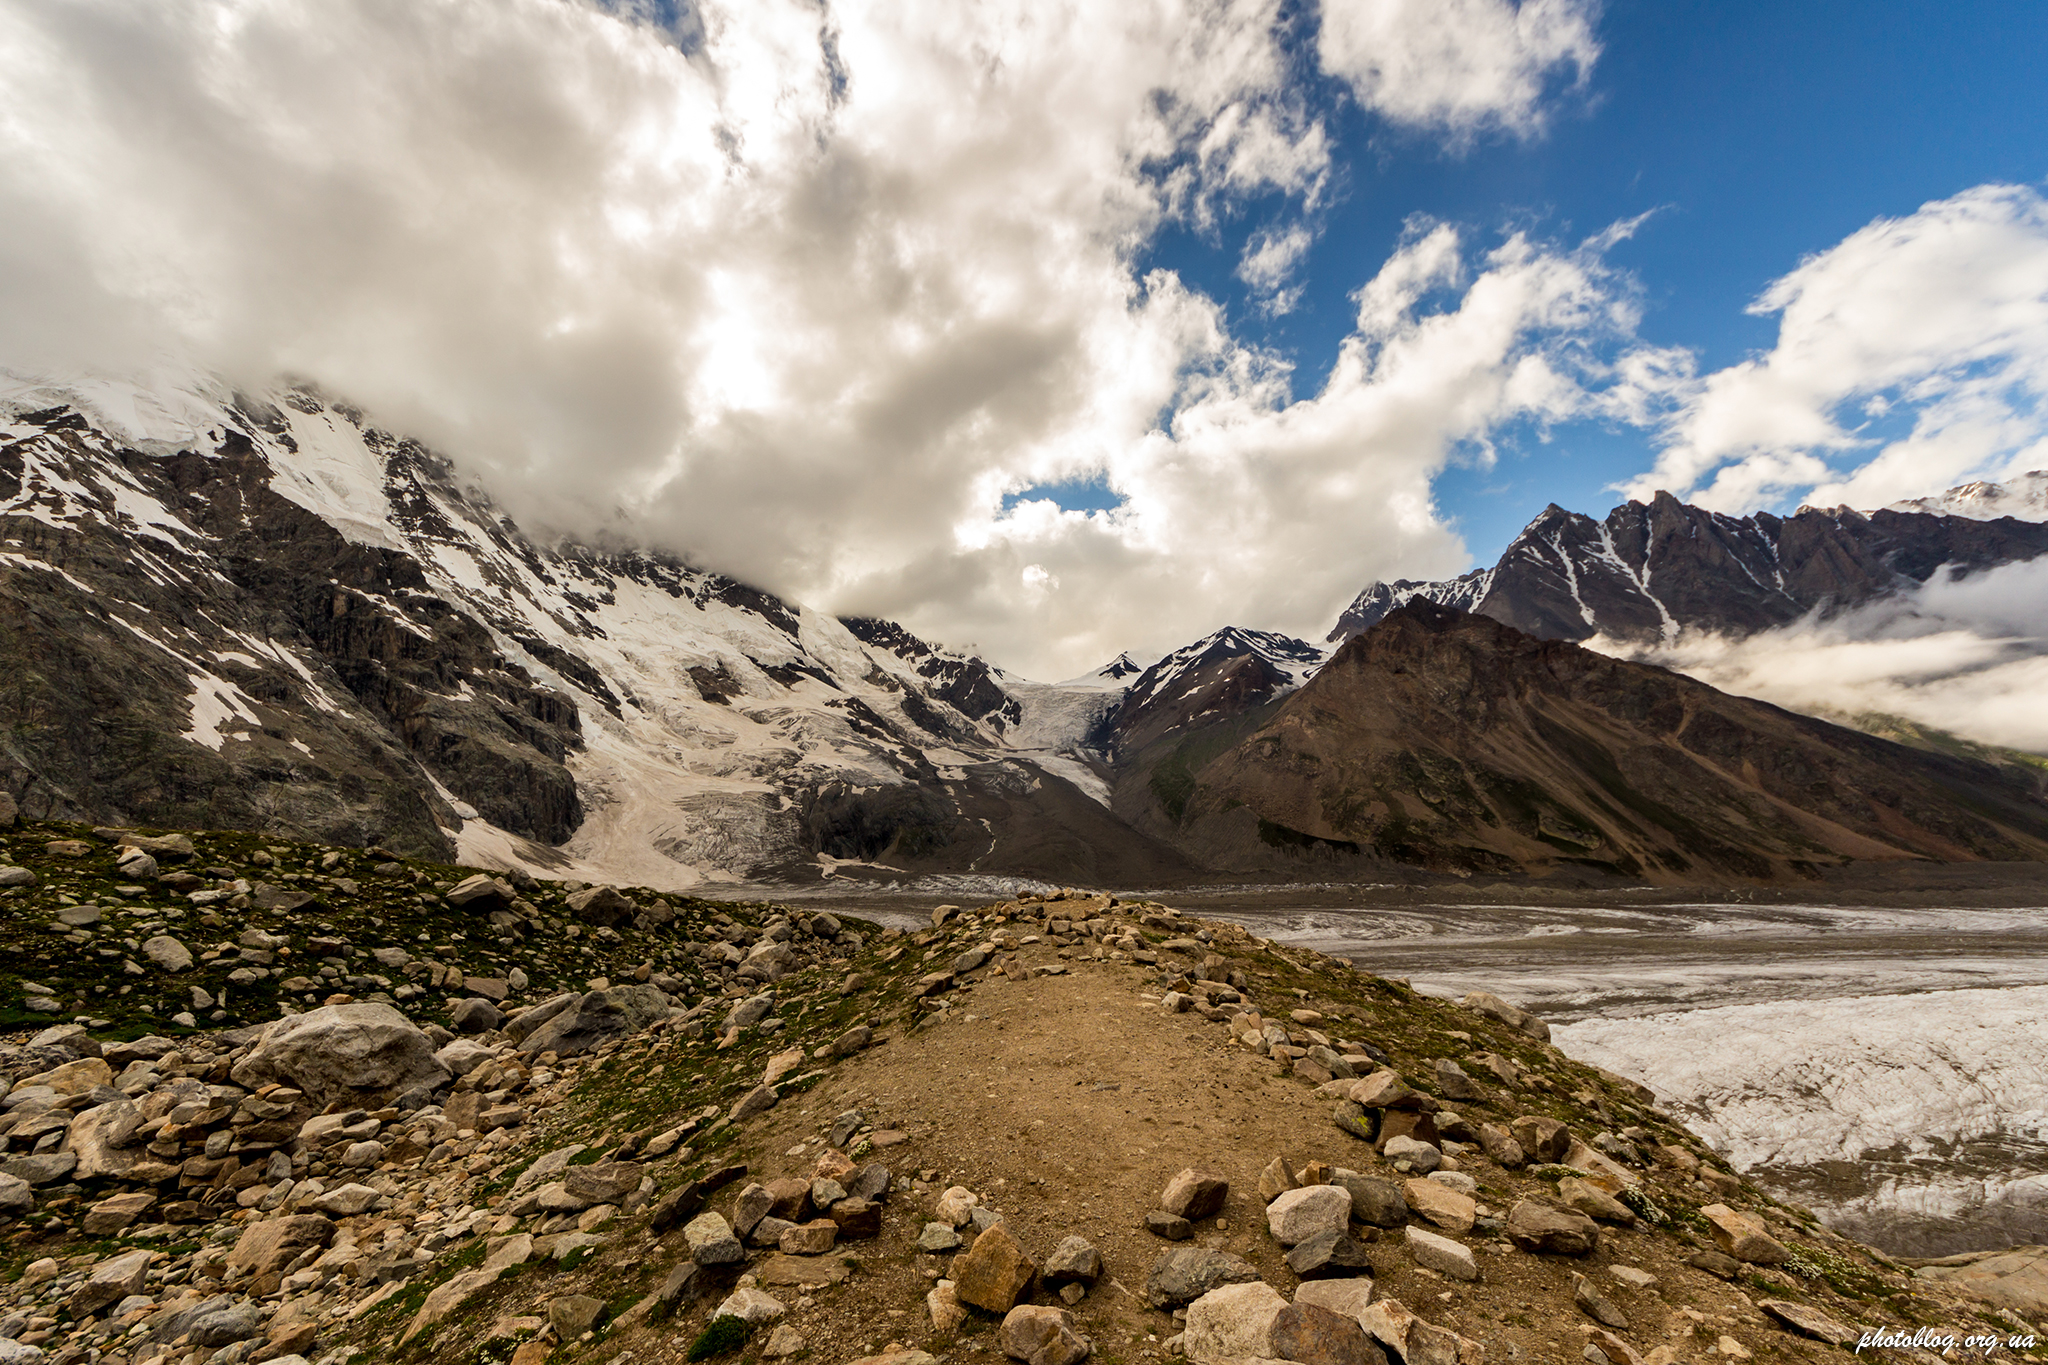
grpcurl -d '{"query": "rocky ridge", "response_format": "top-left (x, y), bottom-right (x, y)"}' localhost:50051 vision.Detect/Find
top-left (0, 812), bottom-right (2042, 1365)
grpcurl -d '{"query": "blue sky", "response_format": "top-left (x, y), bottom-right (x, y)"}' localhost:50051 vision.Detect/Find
top-left (1119, 0), bottom-right (2048, 566)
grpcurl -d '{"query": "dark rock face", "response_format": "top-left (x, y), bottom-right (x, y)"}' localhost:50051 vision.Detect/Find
top-left (1176, 601), bottom-right (2048, 881)
top-left (1330, 490), bottom-right (2048, 645)
top-left (838, 616), bottom-right (1023, 732)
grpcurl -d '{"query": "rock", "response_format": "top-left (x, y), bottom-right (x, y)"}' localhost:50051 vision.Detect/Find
top-left (549, 1294), bottom-right (607, 1337)
top-left (1574, 1274), bottom-right (1628, 1329)
top-left (1185, 1280), bottom-right (1288, 1363)
top-left (312, 1183), bottom-right (383, 1216)
top-left (1699, 1204), bottom-right (1791, 1265)
top-left (1462, 990), bottom-right (1550, 1041)
top-left (683, 1211), bottom-right (745, 1264)
top-left (1294, 1278), bottom-right (1379, 1326)
top-left (830, 1024), bottom-right (873, 1057)
top-left (1402, 1179), bottom-right (1475, 1232)
top-left (1686, 1248), bottom-right (1742, 1279)
top-left (732, 1183), bottom-right (775, 1238)
top-left (829, 1197), bottom-right (882, 1238)
top-left (1161, 1168), bottom-right (1230, 1219)
top-left (1146, 1211), bottom-right (1193, 1240)
top-left (230, 1003), bottom-right (451, 1108)
top-left (1144, 1247), bottom-right (1262, 1308)
top-left (936, 1185), bottom-right (980, 1226)
top-left (1258, 1153), bottom-right (1300, 1202)
top-left (115, 848), bottom-right (158, 878)
top-left (64, 1098), bottom-right (144, 1180)
top-left (1268, 1184), bottom-right (1353, 1246)
top-left (447, 873), bottom-right (516, 909)
top-left (1506, 1200), bottom-right (1599, 1256)
top-left (564, 884), bottom-right (636, 926)
top-left (1912, 1247), bottom-right (2048, 1315)
top-left (1359, 1299), bottom-right (1482, 1365)
top-left (928, 1279), bottom-right (967, 1334)
top-left (1757, 1299), bottom-right (1856, 1345)
top-left (518, 985), bottom-right (670, 1056)
top-left (729, 1084), bottom-right (780, 1123)
top-left (23, 1055), bottom-right (112, 1093)
top-left (1334, 1100), bottom-right (1380, 1143)
top-left (1288, 1229), bottom-right (1377, 1279)
top-left (503, 992), bottom-right (579, 1044)
top-left (1044, 1235), bottom-right (1103, 1284)
top-left (1509, 1116), bottom-right (1571, 1163)
top-left (1333, 1172), bottom-right (1407, 1228)
top-left (141, 934), bottom-right (194, 972)
top-left (1001, 1305), bottom-right (1091, 1365)
top-left (565, 1161), bottom-right (643, 1205)
top-left (0, 1173), bottom-right (34, 1220)
top-left (450, 997), bottom-right (504, 1033)
top-left (1583, 1329), bottom-right (1645, 1365)
top-left (1432, 1060), bottom-right (1485, 1102)
top-left (920, 1222), bottom-right (964, 1253)
top-left (845, 1351), bottom-right (936, 1365)
top-left (764, 1325), bottom-right (808, 1358)
top-left (68, 1249), bottom-right (151, 1315)
top-left (713, 1287), bottom-right (788, 1325)
top-left (781, 1219), bottom-right (838, 1254)
top-left (229, 1214), bottom-right (335, 1277)
top-left (1271, 1301), bottom-right (1388, 1365)
top-left (1474, 1123), bottom-right (1527, 1168)
top-left (1352, 1070), bottom-right (1425, 1109)
top-left (1383, 1135), bottom-right (1441, 1174)
top-left (179, 1299), bottom-right (264, 1348)
top-left (1558, 1177), bottom-right (1636, 1225)
top-left (951, 1222), bottom-right (1038, 1312)
top-left (0, 1153), bottom-right (73, 1186)
top-left (435, 1039), bottom-right (497, 1076)
top-left (0, 866), bottom-right (34, 888)
top-left (1404, 1226), bottom-right (1478, 1281)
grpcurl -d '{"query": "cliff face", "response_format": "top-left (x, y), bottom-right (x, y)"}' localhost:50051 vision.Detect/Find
top-left (1174, 602), bottom-right (2048, 881)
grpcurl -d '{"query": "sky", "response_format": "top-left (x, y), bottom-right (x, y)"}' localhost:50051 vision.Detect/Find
top-left (2, 0), bottom-right (2047, 680)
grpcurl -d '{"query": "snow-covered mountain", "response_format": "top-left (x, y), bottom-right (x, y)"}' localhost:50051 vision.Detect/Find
top-left (1886, 471), bottom-right (2048, 522)
top-left (0, 371), bottom-right (1188, 888)
top-left (1328, 488), bottom-right (2048, 646)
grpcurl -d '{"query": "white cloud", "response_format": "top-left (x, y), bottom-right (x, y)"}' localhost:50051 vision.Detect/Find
top-left (1589, 557), bottom-right (2048, 755)
top-left (0, 0), bottom-right (1611, 678)
top-left (1624, 183), bottom-right (2048, 514)
top-left (1317, 0), bottom-right (1600, 142)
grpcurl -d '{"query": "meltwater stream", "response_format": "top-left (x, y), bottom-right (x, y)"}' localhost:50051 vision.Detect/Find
top-left (1181, 897), bottom-right (2048, 1258)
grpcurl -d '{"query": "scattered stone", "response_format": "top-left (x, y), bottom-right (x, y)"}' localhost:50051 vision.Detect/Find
top-left (1402, 1178), bottom-right (1475, 1233)
top-left (67, 1248), bottom-right (151, 1315)
top-left (1161, 1168), bottom-right (1229, 1219)
top-left (928, 1279), bottom-right (967, 1334)
top-left (1383, 1135), bottom-right (1442, 1174)
top-left (1509, 1116), bottom-right (1571, 1164)
top-left (1757, 1299), bottom-right (1856, 1345)
top-left (1270, 1300), bottom-right (1388, 1365)
top-left (516, 984), bottom-right (669, 1056)
top-left (1043, 1235), bottom-right (1103, 1285)
top-left (550, 1294), bottom-right (607, 1337)
top-left (1432, 1059), bottom-right (1485, 1101)
top-left (141, 934), bottom-right (194, 972)
top-left (1145, 1211), bottom-right (1193, 1241)
top-left (1506, 1200), bottom-right (1600, 1256)
top-left (1000, 1305), bottom-right (1091, 1365)
top-left (1462, 990), bottom-right (1550, 1041)
top-left (684, 1211), bottom-right (745, 1264)
top-left (920, 1222), bottom-right (964, 1253)
top-left (1360, 1298), bottom-right (1483, 1365)
top-left (1334, 1171), bottom-right (1407, 1228)
top-left (1559, 1177), bottom-right (1636, 1225)
top-left (714, 1287), bottom-right (788, 1325)
top-left (1288, 1229), bottom-right (1377, 1280)
top-left (1700, 1204), bottom-right (1792, 1264)
top-left (1184, 1280), bottom-right (1288, 1363)
top-left (1144, 1247), bottom-right (1261, 1308)
top-left (764, 1325), bottom-right (808, 1358)
top-left (1405, 1226), bottom-right (1479, 1282)
top-left (1573, 1273), bottom-right (1629, 1329)
top-left (1267, 1183), bottom-right (1352, 1246)
top-left (951, 1223), bottom-right (1038, 1312)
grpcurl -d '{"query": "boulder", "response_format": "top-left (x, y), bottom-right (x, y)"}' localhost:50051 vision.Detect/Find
top-left (1756, 1299), bottom-right (1857, 1345)
top-left (1505, 1200), bottom-right (1599, 1256)
top-left (1383, 1135), bottom-right (1441, 1174)
top-left (952, 1223), bottom-right (1038, 1312)
top-left (1267, 1184), bottom-right (1352, 1246)
top-left (503, 993), bottom-right (579, 1044)
top-left (450, 998), bottom-right (504, 1034)
top-left (564, 1160), bottom-right (643, 1206)
top-left (712, 1287), bottom-right (787, 1325)
top-left (1700, 1204), bottom-right (1791, 1265)
top-left (1294, 1278), bottom-right (1380, 1327)
top-left (1558, 1177), bottom-right (1636, 1225)
top-left (1474, 1123), bottom-right (1527, 1168)
top-left (0, 1173), bottom-right (34, 1220)
top-left (1184, 1281), bottom-right (1288, 1363)
top-left (231, 1003), bottom-right (450, 1108)
top-left (172, 1298), bottom-right (264, 1348)
top-left (68, 1248), bottom-right (151, 1315)
top-left (1351, 1070), bottom-right (1425, 1109)
top-left (1287, 1229), bottom-right (1377, 1280)
top-left (1144, 1247), bottom-right (1261, 1308)
top-left (1044, 1235), bottom-right (1104, 1285)
top-left (517, 985), bottom-right (670, 1057)
top-left (446, 874), bottom-right (516, 909)
top-left (1360, 1298), bottom-right (1483, 1365)
top-left (1401, 1179), bottom-right (1475, 1232)
top-left (1911, 1247), bottom-right (2048, 1316)
top-left (1573, 1273), bottom-right (1629, 1330)
top-left (141, 935), bottom-right (194, 972)
top-left (1509, 1116), bottom-right (1571, 1164)
top-left (550, 1294), bottom-right (608, 1337)
top-left (1000, 1305), bottom-right (1091, 1365)
top-left (1145, 1211), bottom-right (1192, 1241)
top-left (1432, 1060), bottom-right (1485, 1102)
top-left (1333, 1171), bottom-right (1407, 1228)
top-left (1461, 991), bottom-right (1550, 1041)
top-left (23, 1055), bottom-right (112, 1094)
top-left (565, 885), bottom-right (636, 926)
top-left (1270, 1301), bottom-right (1388, 1365)
top-left (1405, 1226), bottom-right (1478, 1281)
top-left (683, 1211), bottom-right (745, 1264)
top-left (229, 1214), bottom-right (335, 1277)
top-left (64, 1099), bottom-right (144, 1181)
top-left (1161, 1168), bottom-right (1230, 1220)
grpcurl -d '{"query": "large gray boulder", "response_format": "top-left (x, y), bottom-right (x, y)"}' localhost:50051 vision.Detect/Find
top-left (230, 1003), bottom-right (451, 1108)
top-left (516, 985), bottom-right (669, 1056)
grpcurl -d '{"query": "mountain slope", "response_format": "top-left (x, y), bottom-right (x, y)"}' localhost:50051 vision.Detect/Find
top-left (0, 373), bottom-right (1167, 886)
top-left (1175, 601), bottom-right (2048, 881)
top-left (1330, 489), bottom-right (2048, 645)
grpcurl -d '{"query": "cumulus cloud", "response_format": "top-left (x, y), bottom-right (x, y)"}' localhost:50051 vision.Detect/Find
top-left (1588, 557), bottom-right (2048, 755)
top-left (1624, 183), bottom-right (2048, 514)
top-left (0, 0), bottom-right (1607, 678)
top-left (1317, 0), bottom-right (1600, 142)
